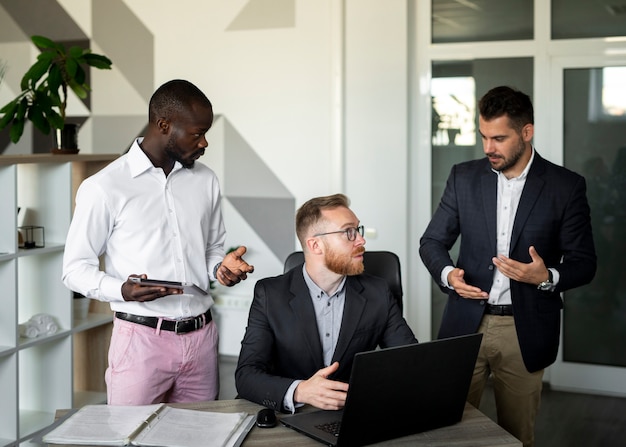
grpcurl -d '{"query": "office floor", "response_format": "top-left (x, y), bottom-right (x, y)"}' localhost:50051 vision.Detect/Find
top-left (218, 355), bottom-right (626, 447)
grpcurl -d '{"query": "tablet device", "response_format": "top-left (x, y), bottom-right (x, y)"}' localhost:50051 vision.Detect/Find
top-left (130, 278), bottom-right (191, 289)
top-left (130, 278), bottom-right (208, 296)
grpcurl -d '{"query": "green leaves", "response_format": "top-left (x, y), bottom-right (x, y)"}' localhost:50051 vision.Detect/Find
top-left (9, 119), bottom-right (25, 143)
top-left (81, 53), bottom-right (113, 69)
top-left (0, 102), bottom-right (17, 129)
top-left (31, 35), bottom-right (62, 52)
top-left (0, 34), bottom-right (113, 144)
top-left (20, 58), bottom-right (50, 91)
top-left (28, 102), bottom-right (51, 135)
top-left (47, 63), bottom-right (62, 94)
top-left (3, 98), bottom-right (30, 143)
top-left (0, 100), bottom-right (26, 143)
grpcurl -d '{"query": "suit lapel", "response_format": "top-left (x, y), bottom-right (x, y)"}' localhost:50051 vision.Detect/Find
top-left (332, 277), bottom-right (366, 363)
top-left (510, 155), bottom-right (546, 252)
top-left (288, 271), bottom-right (324, 364)
top-left (481, 165), bottom-right (498, 255)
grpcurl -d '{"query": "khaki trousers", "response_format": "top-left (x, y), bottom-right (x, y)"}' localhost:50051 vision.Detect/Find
top-left (467, 314), bottom-right (544, 447)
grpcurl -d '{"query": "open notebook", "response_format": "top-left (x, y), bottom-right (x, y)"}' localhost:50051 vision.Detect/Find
top-left (43, 404), bottom-right (255, 447)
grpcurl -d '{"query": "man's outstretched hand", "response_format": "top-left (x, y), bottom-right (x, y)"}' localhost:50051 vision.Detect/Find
top-left (448, 267), bottom-right (489, 299)
top-left (492, 245), bottom-right (550, 286)
top-left (216, 245), bottom-right (255, 286)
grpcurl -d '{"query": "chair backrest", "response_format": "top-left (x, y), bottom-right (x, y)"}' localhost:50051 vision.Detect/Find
top-left (283, 250), bottom-right (403, 312)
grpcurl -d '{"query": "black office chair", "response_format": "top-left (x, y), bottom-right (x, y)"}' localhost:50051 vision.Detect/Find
top-left (283, 250), bottom-right (403, 312)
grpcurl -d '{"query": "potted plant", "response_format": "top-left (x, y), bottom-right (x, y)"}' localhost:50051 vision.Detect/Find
top-left (0, 35), bottom-right (112, 153)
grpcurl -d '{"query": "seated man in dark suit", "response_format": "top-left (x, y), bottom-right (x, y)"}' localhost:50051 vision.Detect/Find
top-left (235, 193), bottom-right (417, 413)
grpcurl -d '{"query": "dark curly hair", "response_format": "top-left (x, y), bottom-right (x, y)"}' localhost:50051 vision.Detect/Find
top-left (478, 86), bottom-right (533, 133)
top-left (148, 79), bottom-right (212, 124)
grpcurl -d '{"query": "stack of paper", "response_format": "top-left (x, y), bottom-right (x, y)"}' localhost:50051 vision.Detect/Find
top-left (43, 404), bottom-right (255, 447)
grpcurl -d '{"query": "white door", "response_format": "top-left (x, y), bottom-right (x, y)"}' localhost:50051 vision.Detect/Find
top-left (547, 54), bottom-right (626, 397)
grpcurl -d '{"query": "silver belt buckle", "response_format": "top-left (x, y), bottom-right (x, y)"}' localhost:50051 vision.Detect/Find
top-left (175, 318), bottom-right (190, 334)
top-left (174, 316), bottom-right (201, 334)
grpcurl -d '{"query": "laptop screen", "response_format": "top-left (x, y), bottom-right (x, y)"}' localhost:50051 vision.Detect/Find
top-left (281, 333), bottom-right (483, 446)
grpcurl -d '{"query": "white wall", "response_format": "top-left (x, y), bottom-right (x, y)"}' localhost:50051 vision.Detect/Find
top-left (344, 0), bottom-right (409, 273)
top-left (124, 0), bottom-right (338, 207)
top-left (0, 0), bottom-right (419, 354)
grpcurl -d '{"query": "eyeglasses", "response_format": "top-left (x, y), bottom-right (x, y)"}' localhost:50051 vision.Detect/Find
top-left (314, 225), bottom-right (364, 241)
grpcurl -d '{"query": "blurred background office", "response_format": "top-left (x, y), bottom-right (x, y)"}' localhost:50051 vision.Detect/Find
top-left (1, 1), bottom-right (625, 445)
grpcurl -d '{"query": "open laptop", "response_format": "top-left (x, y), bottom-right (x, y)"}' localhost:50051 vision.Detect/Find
top-left (280, 333), bottom-right (483, 447)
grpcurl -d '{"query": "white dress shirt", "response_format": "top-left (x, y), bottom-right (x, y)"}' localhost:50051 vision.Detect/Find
top-left (488, 150), bottom-right (534, 304)
top-left (62, 139), bottom-right (226, 319)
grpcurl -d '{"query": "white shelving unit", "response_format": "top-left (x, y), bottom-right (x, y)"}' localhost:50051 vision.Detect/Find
top-left (0, 154), bottom-right (118, 445)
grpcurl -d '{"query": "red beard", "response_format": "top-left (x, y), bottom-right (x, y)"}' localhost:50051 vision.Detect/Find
top-left (325, 246), bottom-right (365, 276)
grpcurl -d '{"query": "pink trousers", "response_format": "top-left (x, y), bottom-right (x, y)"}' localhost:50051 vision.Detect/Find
top-left (105, 316), bottom-right (219, 405)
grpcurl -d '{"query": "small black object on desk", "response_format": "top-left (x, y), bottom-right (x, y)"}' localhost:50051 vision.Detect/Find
top-left (256, 408), bottom-right (277, 428)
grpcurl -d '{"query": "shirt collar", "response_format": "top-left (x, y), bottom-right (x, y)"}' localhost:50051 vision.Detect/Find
top-left (127, 137), bottom-right (184, 178)
top-left (302, 264), bottom-right (347, 299)
top-left (519, 146), bottom-right (535, 180)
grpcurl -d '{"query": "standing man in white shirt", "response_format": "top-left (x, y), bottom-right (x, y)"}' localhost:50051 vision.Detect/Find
top-left (63, 79), bottom-right (254, 405)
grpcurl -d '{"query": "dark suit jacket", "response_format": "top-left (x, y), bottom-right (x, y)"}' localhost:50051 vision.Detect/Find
top-left (235, 265), bottom-right (417, 412)
top-left (419, 152), bottom-right (596, 373)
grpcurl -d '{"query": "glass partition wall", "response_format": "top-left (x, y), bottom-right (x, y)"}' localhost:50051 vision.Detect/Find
top-left (414, 0), bottom-right (626, 396)
top-left (562, 66), bottom-right (626, 368)
top-left (429, 58), bottom-right (533, 333)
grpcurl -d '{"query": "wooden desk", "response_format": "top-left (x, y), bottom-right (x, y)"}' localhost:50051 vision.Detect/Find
top-left (54, 399), bottom-right (520, 447)
top-left (179, 400), bottom-right (521, 446)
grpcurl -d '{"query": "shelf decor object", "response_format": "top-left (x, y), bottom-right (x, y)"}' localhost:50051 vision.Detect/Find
top-left (17, 225), bottom-right (45, 249)
top-left (0, 35), bottom-right (112, 153)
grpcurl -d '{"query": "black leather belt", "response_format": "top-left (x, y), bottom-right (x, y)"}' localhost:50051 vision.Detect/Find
top-left (115, 309), bottom-right (212, 334)
top-left (485, 304), bottom-right (514, 316)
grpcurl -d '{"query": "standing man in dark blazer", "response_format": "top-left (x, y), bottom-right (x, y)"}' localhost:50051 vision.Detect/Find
top-left (236, 193), bottom-right (417, 413)
top-left (419, 86), bottom-right (596, 447)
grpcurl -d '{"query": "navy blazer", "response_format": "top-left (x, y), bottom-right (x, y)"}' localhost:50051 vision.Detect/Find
top-left (420, 152), bottom-right (596, 372)
top-left (235, 265), bottom-right (417, 412)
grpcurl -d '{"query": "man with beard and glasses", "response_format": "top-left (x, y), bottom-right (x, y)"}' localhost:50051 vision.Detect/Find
top-left (62, 79), bottom-right (254, 405)
top-left (419, 86), bottom-right (596, 447)
top-left (235, 193), bottom-right (417, 413)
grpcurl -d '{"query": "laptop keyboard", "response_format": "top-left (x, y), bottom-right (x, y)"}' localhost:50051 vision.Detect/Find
top-left (315, 420), bottom-right (341, 437)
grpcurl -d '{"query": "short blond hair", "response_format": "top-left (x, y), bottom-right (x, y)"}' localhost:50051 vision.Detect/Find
top-left (295, 194), bottom-right (350, 247)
